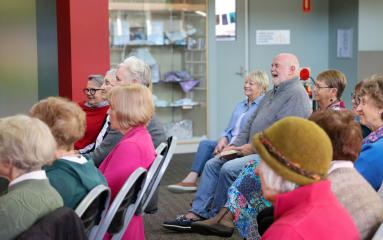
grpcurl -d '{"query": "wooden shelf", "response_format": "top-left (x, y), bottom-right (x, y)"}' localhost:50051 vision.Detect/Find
top-left (174, 136), bottom-right (206, 154)
top-left (109, 3), bottom-right (206, 12)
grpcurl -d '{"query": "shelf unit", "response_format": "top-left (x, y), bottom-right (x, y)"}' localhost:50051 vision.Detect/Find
top-left (108, 0), bottom-right (207, 150)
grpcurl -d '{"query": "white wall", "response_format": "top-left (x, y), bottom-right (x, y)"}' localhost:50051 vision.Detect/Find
top-left (359, 0), bottom-right (383, 51)
top-left (358, 0), bottom-right (383, 81)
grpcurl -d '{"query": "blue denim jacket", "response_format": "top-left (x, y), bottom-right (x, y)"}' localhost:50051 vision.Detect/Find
top-left (221, 94), bottom-right (264, 143)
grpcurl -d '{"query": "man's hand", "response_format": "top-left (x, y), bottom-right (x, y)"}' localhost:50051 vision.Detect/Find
top-left (213, 137), bottom-right (228, 155)
top-left (230, 143), bottom-right (255, 156)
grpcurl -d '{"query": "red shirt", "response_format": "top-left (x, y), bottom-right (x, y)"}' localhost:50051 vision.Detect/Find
top-left (74, 102), bottom-right (109, 150)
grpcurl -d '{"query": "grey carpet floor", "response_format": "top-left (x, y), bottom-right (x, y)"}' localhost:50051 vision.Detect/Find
top-left (143, 153), bottom-right (243, 240)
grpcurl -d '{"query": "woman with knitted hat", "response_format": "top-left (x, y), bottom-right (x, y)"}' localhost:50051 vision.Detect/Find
top-left (253, 117), bottom-right (359, 239)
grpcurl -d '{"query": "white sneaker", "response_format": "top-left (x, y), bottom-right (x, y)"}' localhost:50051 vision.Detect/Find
top-left (167, 182), bottom-right (197, 193)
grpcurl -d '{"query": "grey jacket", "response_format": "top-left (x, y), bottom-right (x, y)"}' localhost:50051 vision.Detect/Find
top-left (232, 78), bottom-right (312, 147)
top-left (84, 115), bottom-right (166, 167)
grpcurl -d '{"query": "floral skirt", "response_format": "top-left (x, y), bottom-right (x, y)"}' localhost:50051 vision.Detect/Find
top-left (225, 159), bottom-right (271, 239)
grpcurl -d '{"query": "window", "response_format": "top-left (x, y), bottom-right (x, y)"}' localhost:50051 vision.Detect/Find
top-left (215, 0), bottom-right (236, 40)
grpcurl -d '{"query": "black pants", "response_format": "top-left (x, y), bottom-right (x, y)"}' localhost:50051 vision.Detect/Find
top-left (257, 206), bottom-right (275, 236)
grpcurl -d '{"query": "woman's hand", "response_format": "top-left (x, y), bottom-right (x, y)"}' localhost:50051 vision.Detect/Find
top-left (230, 143), bottom-right (255, 156)
top-left (213, 137), bottom-right (228, 155)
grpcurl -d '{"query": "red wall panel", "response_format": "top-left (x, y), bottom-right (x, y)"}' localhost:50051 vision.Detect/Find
top-left (56, 0), bottom-right (110, 102)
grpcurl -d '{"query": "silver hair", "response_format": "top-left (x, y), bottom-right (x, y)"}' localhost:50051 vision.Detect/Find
top-left (105, 68), bottom-right (117, 77)
top-left (88, 74), bottom-right (104, 87)
top-left (259, 161), bottom-right (298, 194)
top-left (0, 115), bottom-right (57, 171)
top-left (121, 56), bottom-right (152, 89)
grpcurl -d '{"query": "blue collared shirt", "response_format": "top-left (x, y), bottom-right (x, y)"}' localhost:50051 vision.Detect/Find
top-left (221, 94), bottom-right (265, 143)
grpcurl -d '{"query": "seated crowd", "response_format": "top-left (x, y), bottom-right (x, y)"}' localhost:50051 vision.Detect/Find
top-left (164, 53), bottom-right (383, 239)
top-left (0, 52), bottom-right (382, 240)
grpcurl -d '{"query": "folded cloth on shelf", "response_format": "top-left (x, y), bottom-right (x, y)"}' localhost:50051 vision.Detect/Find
top-left (179, 80), bottom-right (200, 93)
top-left (164, 71), bottom-right (192, 82)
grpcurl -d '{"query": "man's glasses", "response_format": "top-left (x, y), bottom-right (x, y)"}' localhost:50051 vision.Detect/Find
top-left (351, 92), bottom-right (361, 105)
top-left (83, 88), bottom-right (103, 95)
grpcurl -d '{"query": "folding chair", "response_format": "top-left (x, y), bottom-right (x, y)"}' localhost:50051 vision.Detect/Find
top-left (17, 207), bottom-right (87, 240)
top-left (137, 136), bottom-right (177, 215)
top-left (74, 184), bottom-right (111, 234)
top-left (155, 142), bottom-right (167, 156)
top-left (91, 167), bottom-right (147, 240)
top-left (142, 142), bottom-right (167, 214)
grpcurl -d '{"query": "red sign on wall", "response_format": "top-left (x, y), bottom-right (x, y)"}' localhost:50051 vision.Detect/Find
top-left (303, 0), bottom-right (311, 13)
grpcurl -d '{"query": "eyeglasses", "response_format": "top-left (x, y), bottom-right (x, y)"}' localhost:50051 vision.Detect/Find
top-left (351, 92), bottom-right (361, 105)
top-left (314, 84), bottom-right (332, 89)
top-left (83, 88), bottom-right (103, 95)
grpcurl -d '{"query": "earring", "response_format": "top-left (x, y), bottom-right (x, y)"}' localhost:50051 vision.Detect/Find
top-left (330, 98), bottom-right (334, 102)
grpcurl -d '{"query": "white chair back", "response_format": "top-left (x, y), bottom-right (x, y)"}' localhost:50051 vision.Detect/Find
top-left (75, 184), bottom-right (111, 234)
top-left (138, 136), bottom-right (177, 215)
top-left (91, 167), bottom-right (147, 240)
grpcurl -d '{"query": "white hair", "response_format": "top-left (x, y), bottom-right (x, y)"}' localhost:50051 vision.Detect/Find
top-left (105, 68), bottom-right (117, 78)
top-left (120, 56), bottom-right (152, 89)
top-left (259, 161), bottom-right (298, 194)
top-left (0, 115), bottom-right (57, 171)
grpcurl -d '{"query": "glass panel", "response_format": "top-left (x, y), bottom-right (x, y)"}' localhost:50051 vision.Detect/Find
top-left (215, 0), bottom-right (236, 41)
top-left (109, 0), bottom-right (207, 140)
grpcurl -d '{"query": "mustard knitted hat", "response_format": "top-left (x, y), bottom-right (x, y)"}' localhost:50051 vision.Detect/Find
top-left (253, 117), bottom-right (332, 185)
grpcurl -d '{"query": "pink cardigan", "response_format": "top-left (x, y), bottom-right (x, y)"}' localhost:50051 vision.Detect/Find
top-left (262, 180), bottom-right (359, 240)
top-left (99, 125), bottom-right (155, 240)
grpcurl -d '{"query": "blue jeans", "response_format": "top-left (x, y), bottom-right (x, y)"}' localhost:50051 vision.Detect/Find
top-left (190, 154), bottom-right (258, 219)
top-left (191, 140), bottom-right (217, 175)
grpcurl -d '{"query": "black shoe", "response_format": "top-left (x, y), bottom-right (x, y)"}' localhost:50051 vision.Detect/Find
top-left (163, 215), bottom-right (201, 232)
top-left (191, 221), bottom-right (234, 237)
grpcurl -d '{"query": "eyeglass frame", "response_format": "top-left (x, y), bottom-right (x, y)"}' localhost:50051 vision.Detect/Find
top-left (351, 92), bottom-right (361, 105)
top-left (83, 88), bottom-right (103, 95)
top-left (313, 83), bottom-right (333, 90)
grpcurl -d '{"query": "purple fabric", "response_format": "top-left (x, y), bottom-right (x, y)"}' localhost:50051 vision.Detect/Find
top-left (363, 125), bottom-right (383, 144)
top-left (179, 80), bottom-right (200, 92)
top-left (164, 70), bottom-right (193, 82)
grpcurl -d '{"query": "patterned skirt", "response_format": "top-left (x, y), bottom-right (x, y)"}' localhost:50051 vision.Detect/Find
top-left (225, 159), bottom-right (271, 239)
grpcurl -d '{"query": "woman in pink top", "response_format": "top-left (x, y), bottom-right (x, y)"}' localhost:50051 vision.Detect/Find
top-left (99, 84), bottom-right (156, 240)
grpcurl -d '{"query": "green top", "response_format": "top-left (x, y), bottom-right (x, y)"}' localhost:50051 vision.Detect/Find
top-left (44, 157), bottom-right (107, 209)
top-left (0, 179), bottom-right (63, 240)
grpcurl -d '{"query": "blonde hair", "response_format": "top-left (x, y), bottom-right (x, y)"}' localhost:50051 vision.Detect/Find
top-left (30, 97), bottom-right (86, 150)
top-left (109, 84), bottom-right (154, 131)
top-left (120, 56), bottom-right (152, 90)
top-left (246, 70), bottom-right (270, 93)
top-left (316, 69), bottom-right (347, 99)
top-left (0, 115), bottom-right (57, 171)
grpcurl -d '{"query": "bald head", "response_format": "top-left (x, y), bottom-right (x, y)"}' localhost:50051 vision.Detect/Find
top-left (271, 53), bottom-right (300, 86)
